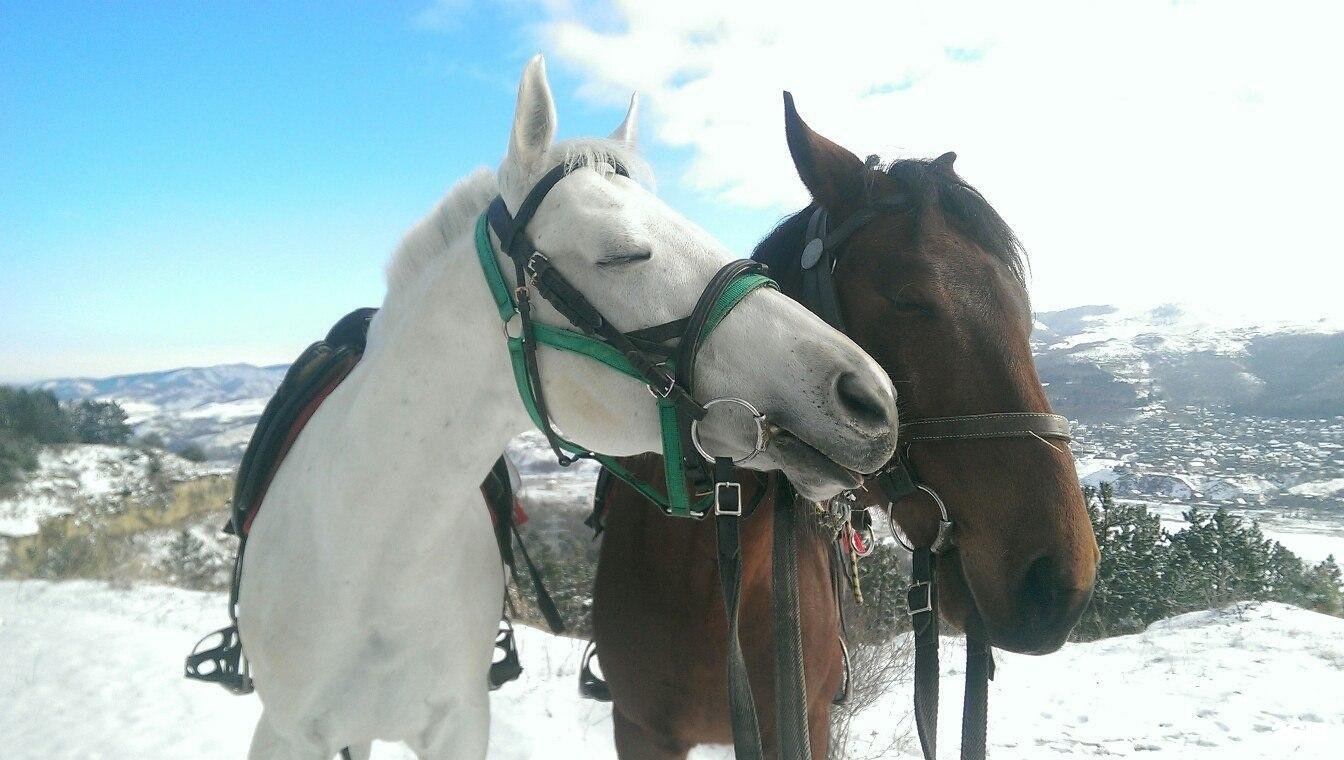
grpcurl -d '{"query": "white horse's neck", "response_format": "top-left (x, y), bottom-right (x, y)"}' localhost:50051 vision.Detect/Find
top-left (337, 169), bottom-right (529, 494)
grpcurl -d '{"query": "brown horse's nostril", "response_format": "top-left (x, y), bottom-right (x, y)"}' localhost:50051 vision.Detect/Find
top-left (1022, 555), bottom-right (1065, 611)
top-left (1008, 554), bottom-right (1093, 654)
top-left (835, 371), bottom-right (894, 430)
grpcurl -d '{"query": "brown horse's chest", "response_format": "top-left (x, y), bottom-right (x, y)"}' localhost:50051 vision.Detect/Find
top-left (592, 468), bottom-right (842, 748)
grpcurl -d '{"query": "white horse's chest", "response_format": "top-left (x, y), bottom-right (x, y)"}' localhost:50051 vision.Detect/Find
top-left (238, 385), bottom-right (505, 744)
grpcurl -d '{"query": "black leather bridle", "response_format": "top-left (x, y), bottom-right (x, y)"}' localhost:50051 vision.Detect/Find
top-left (486, 161), bottom-right (777, 518)
top-left (795, 194), bottom-right (1073, 760)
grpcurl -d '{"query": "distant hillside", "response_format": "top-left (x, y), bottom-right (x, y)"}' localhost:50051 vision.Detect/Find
top-left (37, 364), bottom-right (288, 459)
top-left (30, 303), bottom-right (1344, 462)
top-left (1033, 304), bottom-right (1344, 420)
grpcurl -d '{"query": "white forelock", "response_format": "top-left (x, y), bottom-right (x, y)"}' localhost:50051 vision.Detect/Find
top-left (386, 138), bottom-right (653, 297)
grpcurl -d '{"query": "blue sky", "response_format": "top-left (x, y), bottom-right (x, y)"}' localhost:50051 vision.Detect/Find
top-left (0, 2), bottom-right (775, 381)
top-left (5, 1), bottom-right (1342, 381)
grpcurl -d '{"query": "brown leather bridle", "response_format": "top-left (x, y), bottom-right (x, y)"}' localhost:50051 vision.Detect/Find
top-left (796, 198), bottom-right (1073, 760)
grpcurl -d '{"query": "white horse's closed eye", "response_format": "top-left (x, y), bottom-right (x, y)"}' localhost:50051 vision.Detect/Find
top-left (236, 54), bottom-right (896, 760)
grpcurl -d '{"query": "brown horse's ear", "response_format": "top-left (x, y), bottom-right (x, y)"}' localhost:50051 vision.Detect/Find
top-left (783, 92), bottom-right (865, 212)
top-left (933, 151), bottom-right (957, 172)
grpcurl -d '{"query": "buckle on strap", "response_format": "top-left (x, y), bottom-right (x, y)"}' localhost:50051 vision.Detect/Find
top-left (714, 481), bottom-right (743, 516)
top-left (646, 374), bottom-right (677, 399)
top-left (525, 251), bottom-right (548, 281)
top-left (907, 580), bottom-right (933, 616)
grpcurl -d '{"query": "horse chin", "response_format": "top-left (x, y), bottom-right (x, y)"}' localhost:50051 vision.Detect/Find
top-left (767, 429), bottom-right (864, 501)
top-left (936, 553), bottom-right (1083, 656)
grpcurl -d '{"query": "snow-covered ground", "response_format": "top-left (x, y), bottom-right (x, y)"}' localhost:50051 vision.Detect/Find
top-left (0, 444), bottom-right (230, 537)
top-left (2, 580), bottom-right (1340, 759)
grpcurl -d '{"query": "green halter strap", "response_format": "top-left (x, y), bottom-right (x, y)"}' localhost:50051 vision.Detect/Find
top-left (473, 210), bottom-right (775, 517)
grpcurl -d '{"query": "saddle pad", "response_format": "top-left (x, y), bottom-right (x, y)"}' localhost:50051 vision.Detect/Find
top-left (229, 308), bottom-right (377, 537)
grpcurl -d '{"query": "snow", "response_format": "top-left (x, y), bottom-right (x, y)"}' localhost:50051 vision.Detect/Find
top-left (3, 580), bottom-right (1341, 759)
top-left (506, 431), bottom-right (602, 513)
top-left (1289, 478), bottom-right (1344, 498)
top-left (177, 397), bottom-right (271, 422)
top-left (1040, 303), bottom-right (1344, 359)
top-left (845, 602), bottom-right (1344, 759)
top-left (1076, 457), bottom-right (1123, 489)
top-left (0, 444), bottom-right (228, 537)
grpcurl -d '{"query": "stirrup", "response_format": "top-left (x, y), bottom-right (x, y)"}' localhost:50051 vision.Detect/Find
top-left (578, 640), bottom-right (611, 702)
top-left (489, 619), bottom-right (523, 690)
top-left (184, 624), bottom-right (254, 695)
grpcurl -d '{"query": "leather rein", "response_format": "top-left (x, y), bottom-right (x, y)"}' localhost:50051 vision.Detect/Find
top-left (796, 200), bottom-right (1073, 760)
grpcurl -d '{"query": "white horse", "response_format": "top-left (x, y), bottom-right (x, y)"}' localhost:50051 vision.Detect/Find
top-left (239, 55), bottom-right (898, 760)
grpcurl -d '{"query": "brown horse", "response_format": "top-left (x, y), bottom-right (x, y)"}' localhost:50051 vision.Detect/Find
top-left (589, 96), bottom-right (1100, 759)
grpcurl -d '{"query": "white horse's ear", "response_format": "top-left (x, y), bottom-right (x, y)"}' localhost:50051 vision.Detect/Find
top-left (507, 54), bottom-right (557, 170)
top-left (609, 93), bottom-right (638, 146)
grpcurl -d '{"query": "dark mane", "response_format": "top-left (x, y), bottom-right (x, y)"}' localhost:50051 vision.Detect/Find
top-left (752, 157), bottom-right (1027, 299)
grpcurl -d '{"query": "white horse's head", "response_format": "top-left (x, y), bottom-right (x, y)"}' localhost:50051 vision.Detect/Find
top-left (495, 56), bottom-right (897, 499)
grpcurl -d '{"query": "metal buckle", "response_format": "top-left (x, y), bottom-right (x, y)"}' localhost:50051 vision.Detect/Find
top-left (646, 375), bottom-right (676, 399)
top-left (714, 481), bottom-right (743, 516)
top-left (906, 581), bottom-right (933, 616)
top-left (689, 397), bottom-right (768, 465)
top-left (503, 312), bottom-right (523, 340)
top-left (525, 251), bottom-right (547, 279)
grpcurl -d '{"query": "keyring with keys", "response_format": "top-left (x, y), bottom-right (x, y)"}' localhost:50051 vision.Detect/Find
top-left (689, 397), bottom-right (770, 465)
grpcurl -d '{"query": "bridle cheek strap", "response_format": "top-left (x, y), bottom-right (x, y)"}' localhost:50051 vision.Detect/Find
top-left (880, 411), bottom-right (1069, 760)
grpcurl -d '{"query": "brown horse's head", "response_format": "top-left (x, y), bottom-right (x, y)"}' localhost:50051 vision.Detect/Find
top-left (758, 94), bottom-right (1098, 654)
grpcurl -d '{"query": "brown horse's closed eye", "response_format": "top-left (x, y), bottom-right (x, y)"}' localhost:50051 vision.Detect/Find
top-left (586, 95), bottom-right (1099, 759)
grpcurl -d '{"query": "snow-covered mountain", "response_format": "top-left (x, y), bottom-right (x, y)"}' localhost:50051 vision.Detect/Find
top-left (18, 304), bottom-right (1342, 549)
top-left (37, 363), bottom-right (289, 459)
top-left (32, 303), bottom-right (1343, 464)
top-left (1034, 304), bottom-right (1344, 420)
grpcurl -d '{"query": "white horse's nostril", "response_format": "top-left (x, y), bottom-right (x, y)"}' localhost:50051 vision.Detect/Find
top-left (835, 370), bottom-right (896, 430)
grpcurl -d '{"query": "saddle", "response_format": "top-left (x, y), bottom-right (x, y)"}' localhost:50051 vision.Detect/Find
top-left (189, 307), bottom-right (556, 695)
top-left (226, 307), bottom-right (376, 538)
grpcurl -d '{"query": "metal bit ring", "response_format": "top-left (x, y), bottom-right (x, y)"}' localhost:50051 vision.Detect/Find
top-left (689, 397), bottom-right (768, 464)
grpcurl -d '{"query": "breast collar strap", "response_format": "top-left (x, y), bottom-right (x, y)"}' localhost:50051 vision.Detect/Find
top-left (478, 162), bottom-right (778, 517)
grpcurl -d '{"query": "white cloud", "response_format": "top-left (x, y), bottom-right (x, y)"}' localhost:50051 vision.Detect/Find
top-left (538, 0), bottom-right (1344, 318)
